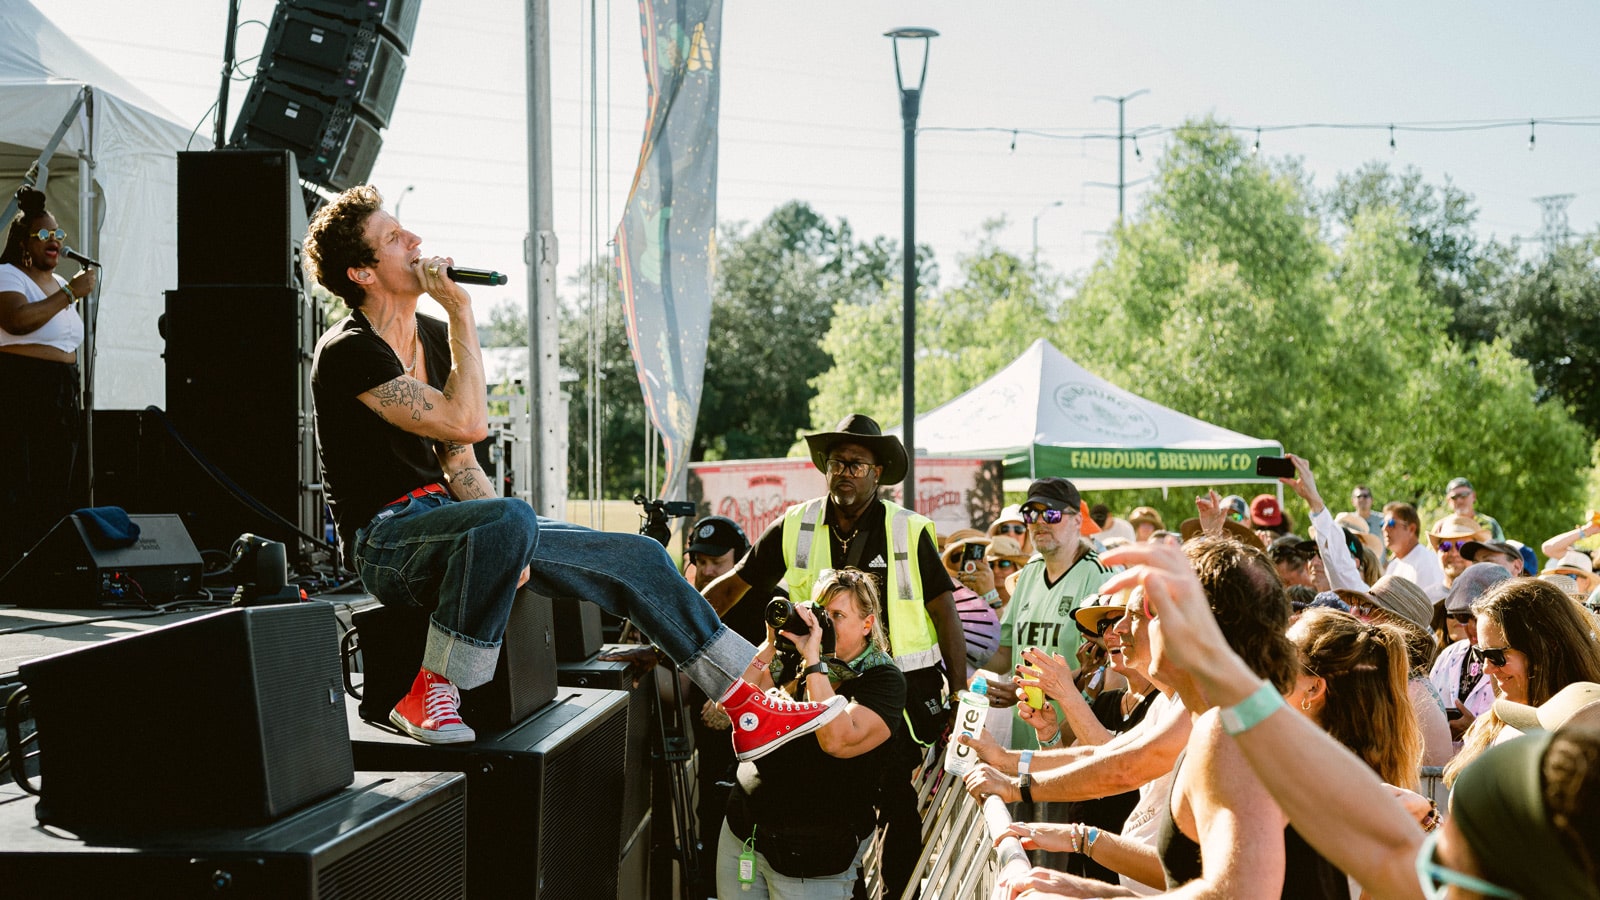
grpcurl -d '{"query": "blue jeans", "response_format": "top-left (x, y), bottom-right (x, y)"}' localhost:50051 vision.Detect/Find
top-left (354, 494), bottom-right (755, 693)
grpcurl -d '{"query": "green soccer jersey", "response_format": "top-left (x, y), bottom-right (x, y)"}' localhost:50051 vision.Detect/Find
top-left (999, 545), bottom-right (1115, 749)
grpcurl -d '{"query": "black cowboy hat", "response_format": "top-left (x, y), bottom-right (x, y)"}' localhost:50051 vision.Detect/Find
top-left (803, 414), bottom-right (909, 486)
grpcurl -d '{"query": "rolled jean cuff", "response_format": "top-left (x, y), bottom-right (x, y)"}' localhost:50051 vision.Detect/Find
top-left (423, 619), bottom-right (501, 690)
top-left (680, 624), bottom-right (757, 700)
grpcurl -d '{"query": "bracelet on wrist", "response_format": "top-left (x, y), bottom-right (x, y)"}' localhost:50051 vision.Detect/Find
top-left (1039, 728), bottom-right (1062, 748)
top-left (980, 588), bottom-right (1000, 606)
top-left (1219, 680), bottom-right (1286, 736)
top-left (1085, 826), bottom-right (1100, 858)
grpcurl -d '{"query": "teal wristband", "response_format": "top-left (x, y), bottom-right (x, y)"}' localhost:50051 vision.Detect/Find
top-left (1219, 680), bottom-right (1285, 736)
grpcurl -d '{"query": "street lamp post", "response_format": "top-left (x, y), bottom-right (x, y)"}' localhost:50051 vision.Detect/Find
top-left (886, 26), bottom-right (937, 510)
top-left (1032, 200), bottom-right (1064, 268)
top-left (393, 184), bottom-right (416, 220)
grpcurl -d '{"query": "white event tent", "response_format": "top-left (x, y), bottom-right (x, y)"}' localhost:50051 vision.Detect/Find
top-left (0, 0), bottom-right (191, 408)
top-left (898, 339), bottom-right (1284, 492)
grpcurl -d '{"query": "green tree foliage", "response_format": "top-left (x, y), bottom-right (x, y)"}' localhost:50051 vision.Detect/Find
top-left (1478, 233), bottom-right (1600, 437)
top-left (697, 202), bottom-right (897, 461)
top-left (550, 202), bottom-right (901, 498)
top-left (1022, 120), bottom-right (1585, 546)
top-left (809, 220), bottom-right (1066, 430)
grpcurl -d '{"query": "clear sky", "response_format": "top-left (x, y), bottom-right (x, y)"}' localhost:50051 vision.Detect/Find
top-left (35, 0), bottom-right (1600, 323)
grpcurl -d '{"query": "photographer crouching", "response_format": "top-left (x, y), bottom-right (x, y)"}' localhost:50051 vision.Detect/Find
top-left (717, 567), bottom-right (907, 897)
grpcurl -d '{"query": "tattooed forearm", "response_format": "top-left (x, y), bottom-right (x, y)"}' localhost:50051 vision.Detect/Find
top-left (447, 466), bottom-right (494, 501)
top-left (369, 377), bottom-right (435, 422)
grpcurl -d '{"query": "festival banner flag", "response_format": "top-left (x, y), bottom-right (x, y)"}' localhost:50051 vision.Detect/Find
top-left (615, 0), bottom-right (722, 504)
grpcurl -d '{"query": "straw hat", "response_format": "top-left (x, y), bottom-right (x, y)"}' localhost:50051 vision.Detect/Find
top-left (1426, 513), bottom-right (1489, 549)
top-left (1333, 512), bottom-right (1384, 558)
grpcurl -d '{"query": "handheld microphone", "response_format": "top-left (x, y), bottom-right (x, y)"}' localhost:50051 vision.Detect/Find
top-left (64, 247), bottom-right (99, 267)
top-left (446, 266), bottom-right (507, 286)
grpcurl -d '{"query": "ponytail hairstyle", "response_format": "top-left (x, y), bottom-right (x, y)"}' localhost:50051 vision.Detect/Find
top-left (2, 187), bottom-right (50, 267)
top-left (1292, 608), bottom-right (1423, 788)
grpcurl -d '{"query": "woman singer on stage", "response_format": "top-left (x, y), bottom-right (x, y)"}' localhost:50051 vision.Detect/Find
top-left (0, 187), bottom-right (96, 568)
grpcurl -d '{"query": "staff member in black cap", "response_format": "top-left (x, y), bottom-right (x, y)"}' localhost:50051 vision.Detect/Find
top-left (701, 412), bottom-right (963, 899)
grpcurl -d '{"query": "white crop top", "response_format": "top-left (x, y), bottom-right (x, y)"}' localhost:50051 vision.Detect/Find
top-left (0, 262), bottom-right (83, 353)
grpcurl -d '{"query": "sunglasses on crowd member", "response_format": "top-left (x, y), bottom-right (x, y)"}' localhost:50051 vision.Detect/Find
top-left (31, 228), bottom-right (66, 241)
top-left (1435, 540), bottom-right (1470, 555)
top-left (1019, 507), bottom-right (1071, 525)
top-left (825, 458), bottom-right (875, 477)
top-left (1352, 492), bottom-right (1372, 500)
top-left (1226, 510), bottom-right (1245, 523)
top-left (991, 559), bottom-right (1019, 571)
top-left (1472, 644), bottom-right (1512, 668)
top-left (1414, 830), bottom-right (1521, 899)
top-left (1448, 612), bottom-right (1474, 625)
top-left (1347, 599), bottom-right (1378, 619)
top-left (995, 523), bottom-right (1028, 536)
top-left (1448, 491), bottom-right (1472, 502)
top-left (1382, 518), bottom-right (1401, 528)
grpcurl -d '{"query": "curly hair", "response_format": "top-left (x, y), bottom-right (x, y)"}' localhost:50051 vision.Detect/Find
top-left (1544, 724), bottom-right (1600, 885)
top-left (1184, 536), bottom-right (1299, 693)
top-left (1292, 608), bottom-right (1423, 788)
top-left (2, 187), bottom-right (52, 267)
top-left (304, 185), bottom-right (382, 308)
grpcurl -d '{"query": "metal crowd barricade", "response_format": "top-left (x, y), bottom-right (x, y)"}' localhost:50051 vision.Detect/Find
top-left (1419, 765), bottom-right (1446, 807)
top-left (856, 740), bottom-right (1030, 900)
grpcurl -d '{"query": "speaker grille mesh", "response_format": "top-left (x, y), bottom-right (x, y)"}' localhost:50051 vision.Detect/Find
top-left (316, 788), bottom-right (467, 900)
top-left (537, 702), bottom-right (627, 898)
top-left (249, 606), bottom-right (355, 815)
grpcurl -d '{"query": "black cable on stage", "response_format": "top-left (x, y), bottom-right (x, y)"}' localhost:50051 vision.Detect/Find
top-left (142, 405), bottom-right (342, 559)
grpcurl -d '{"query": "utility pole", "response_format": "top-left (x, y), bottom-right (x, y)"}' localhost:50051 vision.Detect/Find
top-left (1093, 90), bottom-right (1149, 225)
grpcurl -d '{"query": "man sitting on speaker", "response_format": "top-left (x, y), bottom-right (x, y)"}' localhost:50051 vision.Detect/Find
top-left (305, 185), bottom-right (843, 751)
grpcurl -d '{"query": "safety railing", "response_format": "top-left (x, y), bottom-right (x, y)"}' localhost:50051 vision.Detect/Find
top-left (858, 740), bottom-right (1031, 900)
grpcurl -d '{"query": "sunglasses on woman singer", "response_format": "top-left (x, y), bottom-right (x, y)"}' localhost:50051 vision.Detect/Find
top-left (31, 228), bottom-right (66, 241)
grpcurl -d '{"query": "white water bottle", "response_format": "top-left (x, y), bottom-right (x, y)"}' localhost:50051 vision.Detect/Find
top-left (943, 677), bottom-right (990, 776)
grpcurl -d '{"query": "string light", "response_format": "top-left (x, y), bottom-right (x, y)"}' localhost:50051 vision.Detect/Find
top-left (1252, 127), bottom-right (1261, 155)
top-left (1389, 124), bottom-right (1396, 154)
top-left (1132, 135), bottom-right (1143, 161)
top-left (1528, 119), bottom-right (1536, 151)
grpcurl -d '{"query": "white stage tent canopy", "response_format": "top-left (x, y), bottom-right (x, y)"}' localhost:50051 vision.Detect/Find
top-left (896, 339), bottom-right (1284, 492)
top-left (0, 0), bottom-right (191, 408)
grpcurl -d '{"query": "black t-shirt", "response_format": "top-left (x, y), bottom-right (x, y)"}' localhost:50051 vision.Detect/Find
top-left (734, 497), bottom-right (954, 641)
top-left (311, 311), bottom-right (451, 565)
top-left (724, 663), bottom-right (907, 839)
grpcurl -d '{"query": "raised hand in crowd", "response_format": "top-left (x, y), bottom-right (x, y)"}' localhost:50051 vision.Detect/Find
top-left (1194, 488), bottom-right (1225, 537)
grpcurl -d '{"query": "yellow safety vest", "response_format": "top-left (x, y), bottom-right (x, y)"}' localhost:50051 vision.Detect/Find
top-left (780, 498), bottom-right (943, 672)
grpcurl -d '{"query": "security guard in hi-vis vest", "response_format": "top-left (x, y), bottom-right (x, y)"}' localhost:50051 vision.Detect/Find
top-left (702, 413), bottom-right (966, 899)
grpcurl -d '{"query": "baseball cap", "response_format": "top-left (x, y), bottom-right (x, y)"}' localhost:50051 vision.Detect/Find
top-left (1023, 477), bottom-right (1080, 513)
top-left (1250, 494), bottom-right (1283, 527)
top-left (1446, 477), bottom-right (1473, 493)
top-left (1461, 539), bottom-right (1517, 564)
top-left (687, 516), bottom-right (749, 558)
top-left (1444, 562), bottom-right (1511, 614)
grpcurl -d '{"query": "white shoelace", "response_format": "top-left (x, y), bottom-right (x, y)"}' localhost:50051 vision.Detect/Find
top-left (424, 681), bottom-right (464, 724)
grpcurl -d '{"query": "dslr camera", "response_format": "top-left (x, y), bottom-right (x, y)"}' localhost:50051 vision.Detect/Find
top-left (765, 597), bottom-right (835, 673)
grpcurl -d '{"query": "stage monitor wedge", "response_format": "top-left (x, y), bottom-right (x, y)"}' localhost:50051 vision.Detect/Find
top-left (20, 602), bottom-right (354, 832)
top-left (0, 512), bottom-right (201, 608)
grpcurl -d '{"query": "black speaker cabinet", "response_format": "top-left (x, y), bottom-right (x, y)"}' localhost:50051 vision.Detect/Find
top-left (163, 285), bottom-right (322, 561)
top-left (353, 587), bottom-right (557, 731)
top-left (19, 602), bottom-right (354, 831)
top-left (255, 5), bottom-right (406, 127)
top-left (552, 596), bottom-right (604, 661)
top-left (177, 150), bottom-right (308, 289)
top-left (231, 78), bottom-right (383, 191)
top-left (90, 410), bottom-right (173, 515)
top-left (0, 512), bottom-right (202, 608)
top-left (556, 646), bottom-right (655, 843)
top-left (291, 0), bottom-right (422, 53)
top-left (349, 686), bottom-right (629, 899)
top-left (0, 771), bottom-right (465, 900)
